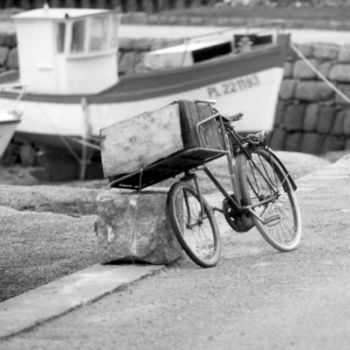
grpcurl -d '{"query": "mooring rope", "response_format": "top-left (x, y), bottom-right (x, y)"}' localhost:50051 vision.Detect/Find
top-left (291, 42), bottom-right (350, 105)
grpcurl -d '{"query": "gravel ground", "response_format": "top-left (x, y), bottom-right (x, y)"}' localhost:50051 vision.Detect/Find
top-left (0, 150), bottom-right (345, 302)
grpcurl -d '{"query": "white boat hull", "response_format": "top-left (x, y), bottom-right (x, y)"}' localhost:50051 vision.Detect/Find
top-left (7, 67), bottom-right (283, 146)
top-left (0, 112), bottom-right (20, 158)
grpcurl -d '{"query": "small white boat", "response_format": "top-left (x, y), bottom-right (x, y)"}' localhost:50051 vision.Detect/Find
top-left (0, 6), bottom-right (289, 180)
top-left (0, 83), bottom-right (22, 160)
top-left (0, 110), bottom-right (20, 159)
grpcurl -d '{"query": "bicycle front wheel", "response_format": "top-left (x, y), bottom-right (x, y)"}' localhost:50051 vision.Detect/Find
top-left (236, 147), bottom-right (302, 251)
top-left (167, 181), bottom-right (221, 267)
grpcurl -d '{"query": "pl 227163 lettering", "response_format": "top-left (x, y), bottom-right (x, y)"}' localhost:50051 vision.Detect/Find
top-left (206, 74), bottom-right (260, 99)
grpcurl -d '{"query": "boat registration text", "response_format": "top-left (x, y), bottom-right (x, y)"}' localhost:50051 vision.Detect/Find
top-left (207, 74), bottom-right (260, 99)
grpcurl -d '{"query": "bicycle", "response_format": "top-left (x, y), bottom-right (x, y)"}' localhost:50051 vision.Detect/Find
top-left (107, 99), bottom-right (302, 268)
top-left (166, 100), bottom-right (302, 268)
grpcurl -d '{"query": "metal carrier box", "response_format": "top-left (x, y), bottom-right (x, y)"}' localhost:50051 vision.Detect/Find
top-left (100, 100), bottom-right (225, 189)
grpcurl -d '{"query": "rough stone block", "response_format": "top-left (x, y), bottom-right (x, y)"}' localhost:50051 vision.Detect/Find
top-left (269, 127), bottom-right (287, 150)
top-left (6, 48), bottom-right (18, 69)
top-left (328, 64), bottom-right (350, 83)
top-left (284, 132), bottom-right (303, 152)
top-left (279, 79), bottom-right (296, 100)
top-left (294, 43), bottom-right (313, 58)
top-left (295, 81), bottom-right (334, 102)
top-left (345, 138), bottom-right (350, 150)
top-left (337, 44), bottom-right (350, 62)
top-left (322, 135), bottom-right (345, 152)
top-left (95, 189), bottom-right (182, 265)
top-left (313, 43), bottom-right (339, 60)
top-left (274, 100), bottom-right (286, 127)
top-left (343, 111), bottom-right (350, 135)
top-left (301, 133), bottom-right (325, 154)
top-left (283, 104), bottom-right (305, 131)
top-left (316, 106), bottom-right (336, 134)
top-left (303, 103), bottom-right (319, 132)
top-left (283, 62), bottom-right (293, 79)
top-left (0, 46), bottom-right (9, 66)
top-left (335, 84), bottom-right (350, 104)
top-left (319, 61), bottom-right (333, 78)
top-left (331, 110), bottom-right (346, 136)
top-left (293, 59), bottom-right (318, 79)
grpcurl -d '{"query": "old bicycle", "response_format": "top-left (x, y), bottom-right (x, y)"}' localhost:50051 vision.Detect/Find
top-left (108, 100), bottom-right (302, 268)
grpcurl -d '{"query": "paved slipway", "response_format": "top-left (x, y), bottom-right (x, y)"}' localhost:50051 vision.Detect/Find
top-left (0, 154), bottom-right (350, 349)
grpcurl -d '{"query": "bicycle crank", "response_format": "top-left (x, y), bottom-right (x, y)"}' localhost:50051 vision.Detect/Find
top-left (222, 196), bottom-right (254, 233)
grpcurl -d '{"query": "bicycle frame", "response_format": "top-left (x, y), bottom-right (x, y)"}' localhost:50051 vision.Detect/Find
top-left (188, 104), bottom-right (293, 225)
top-left (184, 110), bottom-right (249, 217)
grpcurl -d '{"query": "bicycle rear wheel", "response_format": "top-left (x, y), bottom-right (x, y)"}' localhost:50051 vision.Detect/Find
top-left (236, 147), bottom-right (302, 251)
top-left (167, 181), bottom-right (221, 267)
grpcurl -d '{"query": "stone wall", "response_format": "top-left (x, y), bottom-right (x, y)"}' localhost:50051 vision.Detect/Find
top-left (2, 31), bottom-right (350, 156)
top-left (270, 42), bottom-right (350, 153)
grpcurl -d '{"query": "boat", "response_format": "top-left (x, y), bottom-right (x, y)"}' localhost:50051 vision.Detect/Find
top-left (0, 6), bottom-right (289, 180)
top-left (0, 84), bottom-right (22, 160)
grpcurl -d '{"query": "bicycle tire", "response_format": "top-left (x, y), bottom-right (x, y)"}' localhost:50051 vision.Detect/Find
top-left (236, 146), bottom-right (302, 251)
top-left (167, 181), bottom-right (221, 267)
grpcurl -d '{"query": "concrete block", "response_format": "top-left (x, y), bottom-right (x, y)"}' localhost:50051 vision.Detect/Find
top-left (95, 189), bottom-right (182, 265)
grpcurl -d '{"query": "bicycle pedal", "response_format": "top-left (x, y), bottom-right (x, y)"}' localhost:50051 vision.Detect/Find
top-left (212, 206), bottom-right (223, 213)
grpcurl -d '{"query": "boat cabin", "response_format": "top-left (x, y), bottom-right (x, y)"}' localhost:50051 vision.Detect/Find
top-left (13, 7), bottom-right (119, 95)
top-left (143, 31), bottom-right (273, 71)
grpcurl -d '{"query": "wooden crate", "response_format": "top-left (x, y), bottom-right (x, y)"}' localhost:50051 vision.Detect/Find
top-left (100, 100), bottom-right (224, 179)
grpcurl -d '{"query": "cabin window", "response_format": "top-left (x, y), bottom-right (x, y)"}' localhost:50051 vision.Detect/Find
top-left (89, 16), bottom-right (108, 52)
top-left (56, 22), bottom-right (66, 53)
top-left (71, 20), bottom-right (86, 53)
